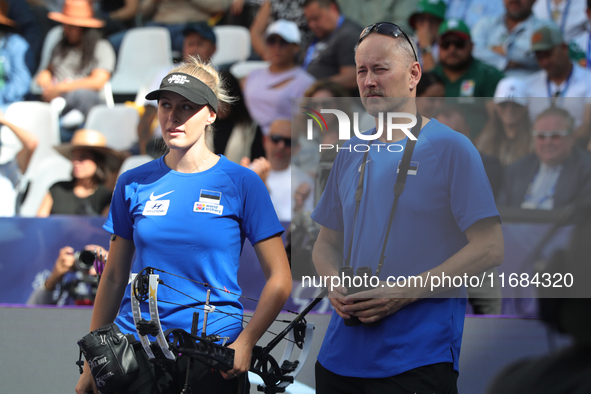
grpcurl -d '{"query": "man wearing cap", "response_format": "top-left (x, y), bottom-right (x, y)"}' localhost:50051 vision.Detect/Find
top-left (299, 0), bottom-right (362, 92)
top-left (244, 19), bottom-right (315, 136)
top-left (408, 0), bottom-right (446, 71)
top-left (433, 19), bottom-right (505, 97)
top-left (498, 107), bottom-right (591, 210)
top-left (472, 0), bottom-right (555, 77)
top-left (525, 25), bottom-right (591, 141)
top-left (136, 22), bottom-right (217, 156)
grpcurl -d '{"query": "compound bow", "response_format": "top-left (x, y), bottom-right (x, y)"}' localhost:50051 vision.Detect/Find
top-left (130, 266), bottom-right (327, 394)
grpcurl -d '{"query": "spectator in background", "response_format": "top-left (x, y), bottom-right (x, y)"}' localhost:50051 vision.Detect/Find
top-left (140, 0), bottom-right (233, 53)
top-left (476, 77), bottom-right (533, 166)
top-left (569, 0), bottom-right (591, 69)
top-left (250, 0), bottom-right (310, 60)
top-left (299, 0), bottom-right (362, 93)
top-left (96, 0), bottom-right (139, 37)
top-left (408, 0), bottom-right (446, 71)
top-left (264, 119), bottom-right (314, 222)
top-left (7, 0), bottom-right (43, 75)
top-left (0, 110), bottom-right (38, 217)
top-left (444, 0), bottom-right (504, 29)
top-left (532, 0), bottom-right (587, 43)
top-left (0, 4), bottom-right (31, 110)
top-left (416, 71), bottom-right (445, 118)
top-left (498, 107), bottom-right (591, 210)
top-left (214, 70), bottom-right (265, 164)
top-left (472, 0), bottom-right (553, 77)
top-left (337, 0), bottom-right (417, 35)
top-left (36, 0), bottom-right (115, 142)
top-left (244, 19), bottom-right (315, 135)
top-left (37, 129), bottom-right (121, 217)
top-left (525, 25), bottom-right (591, 142)
top-left (433, 19), bottom-right (504, 97)
top-left (137, 22), bottom-right (217, 156)
top-left (27, 244), bottom-right (107, 305)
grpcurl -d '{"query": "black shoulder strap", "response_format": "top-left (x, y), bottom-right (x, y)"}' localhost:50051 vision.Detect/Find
top-left (344, 112), bottom-right (423, 277)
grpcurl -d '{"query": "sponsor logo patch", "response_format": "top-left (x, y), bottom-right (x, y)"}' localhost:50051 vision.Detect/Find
top-left (194, 202), bottom-right (223, 215)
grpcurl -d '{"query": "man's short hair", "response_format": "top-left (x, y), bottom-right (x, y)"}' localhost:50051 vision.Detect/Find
top-left (303, 0), bottom-right (340, 11)
top-left (355, 33), bottom-right (417, 66)
top-left (535, 107), bottom-right (575, 133)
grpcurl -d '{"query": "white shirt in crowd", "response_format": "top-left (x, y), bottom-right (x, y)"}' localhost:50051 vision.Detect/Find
top-left (266, 164), bottom-right (314, 222)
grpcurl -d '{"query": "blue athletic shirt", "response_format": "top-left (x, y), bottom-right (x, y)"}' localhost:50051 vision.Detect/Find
top-left (104, 155), bottom-right (284, 342)
top-left (311, 119), bottom-right (500, 378)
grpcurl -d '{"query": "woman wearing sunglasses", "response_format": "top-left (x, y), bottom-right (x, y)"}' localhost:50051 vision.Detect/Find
top-left (75, 56), bottom-right (291, 394)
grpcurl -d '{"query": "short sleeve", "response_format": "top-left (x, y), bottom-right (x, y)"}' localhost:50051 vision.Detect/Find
top-left (240, 170), bottom-right (285, 245)
top-left (94, 40), bottom-right (116, 74)
top-left (103, 174), bottom-right (134, 240)
top-left (311, 153), bottom-right (344, 231)
top-left (441, 134), bottom-right (500, 231)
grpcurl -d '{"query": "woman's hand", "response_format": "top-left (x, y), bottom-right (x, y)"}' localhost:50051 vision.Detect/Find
top-left (75, 366), bottom-right (97, 394)
top-left (220, 336), bottom-right (254, 379)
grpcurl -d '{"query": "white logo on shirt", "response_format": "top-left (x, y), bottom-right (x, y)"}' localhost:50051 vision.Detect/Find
top-left (150, 190), bottom-right (174, 200)
top-left (144, 190), bottom-right (174, 215)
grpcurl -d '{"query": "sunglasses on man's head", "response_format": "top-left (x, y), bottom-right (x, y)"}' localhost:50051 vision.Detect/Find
top-left (270, 135), bottom-right (292, 146)
top-left (358, 22), bottom-right (418, 62)
top-left (439, 38), bottom-right (467, 50)
top-left (266, 36), bottom-right (289, 47)
top-left (534, 130), bottom-right (570, 141)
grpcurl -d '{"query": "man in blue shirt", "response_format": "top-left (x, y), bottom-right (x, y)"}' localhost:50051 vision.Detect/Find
top-left (311, 22), bottom-right (504, 393)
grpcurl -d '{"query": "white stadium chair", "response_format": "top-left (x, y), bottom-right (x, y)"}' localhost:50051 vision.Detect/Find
top-left (229, 61), bottom-right (270, 79)
top-left (19, 155), bottom-right (72, 217)
top-left (211, 26), bottom-right (251, 67)
top-left (118, 154), bottom-right (153, 177)
top-left (110, 27), bottom-right (173, 95)
top-left (84, 104), bottom-right (140, 151)
top-left (2, 101), bottom-right (61, 183)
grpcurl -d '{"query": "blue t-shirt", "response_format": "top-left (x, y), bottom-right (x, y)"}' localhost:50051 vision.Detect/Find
top-left (311, 119), bottom-right (499, 378)
top-left (104, 155), bottom-right (284, 342)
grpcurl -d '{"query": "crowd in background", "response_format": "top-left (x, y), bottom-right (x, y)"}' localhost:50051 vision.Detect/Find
top-left (3, 0), bottom-right (591, 309)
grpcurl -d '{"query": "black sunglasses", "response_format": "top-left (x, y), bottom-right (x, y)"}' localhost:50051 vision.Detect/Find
top-left (439, 38), bottom-right (467, 50)
top-left (270, 135), bottom-right (292, 147)
top-left (358, 22), bottom-right (418, 62)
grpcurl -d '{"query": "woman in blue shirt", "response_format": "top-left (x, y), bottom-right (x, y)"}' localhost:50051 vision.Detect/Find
top-left (75, 56), bottom-right (291, 394)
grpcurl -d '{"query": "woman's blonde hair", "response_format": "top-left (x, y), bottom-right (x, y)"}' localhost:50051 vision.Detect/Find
top-left (167, 55), bottom-right (234, 106)
top-left (165, 56), bottom-right (234, 150)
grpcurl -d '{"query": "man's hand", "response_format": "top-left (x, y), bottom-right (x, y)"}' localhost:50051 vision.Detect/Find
top-left (339, 284), bottom-right (416, 324)
top-left (46, 246), bottom-right (76, 290)
top-left (241, 156), bottom-right (271, 183)
top-left (415, 22), bottom-right (435, 49)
